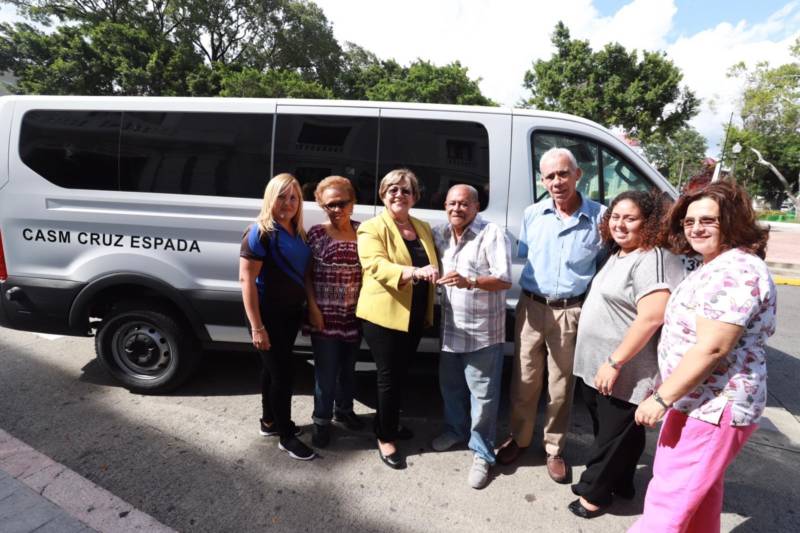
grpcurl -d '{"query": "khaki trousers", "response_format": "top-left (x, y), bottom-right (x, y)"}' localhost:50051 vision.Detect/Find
top-left (509, 294), bottom-right (581, 455)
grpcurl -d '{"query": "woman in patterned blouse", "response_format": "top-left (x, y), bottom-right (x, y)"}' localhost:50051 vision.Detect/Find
top-left (305, 176), bottom-right (365, 448)
top-left (630, 181), bottom-right (776, 532)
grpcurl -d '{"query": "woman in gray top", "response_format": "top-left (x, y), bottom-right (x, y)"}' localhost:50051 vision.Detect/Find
top-left (568, 190), bottom-right (685, 519)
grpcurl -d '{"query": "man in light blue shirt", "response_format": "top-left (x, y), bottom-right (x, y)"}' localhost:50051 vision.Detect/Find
top-left (496, 147), bottom-right (606, 484)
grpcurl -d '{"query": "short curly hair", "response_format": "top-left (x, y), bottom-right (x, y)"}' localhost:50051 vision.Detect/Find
top-left (666, 180), bottom-right (768, 259)
top-left (314, 175), bottom-right (356, 205)
top-left (599, 189), bottom-right (670, 253)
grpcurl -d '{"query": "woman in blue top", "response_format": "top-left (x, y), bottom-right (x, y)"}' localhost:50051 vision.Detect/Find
top-left (240, 173), bottom-right (315, 461)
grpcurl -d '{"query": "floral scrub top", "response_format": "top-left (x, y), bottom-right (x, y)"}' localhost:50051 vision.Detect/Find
top-left (657, 247), bottom-right (776, 426)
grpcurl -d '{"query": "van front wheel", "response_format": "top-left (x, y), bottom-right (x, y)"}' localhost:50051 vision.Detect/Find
top-left (95, 303), bottom-right (198, 393)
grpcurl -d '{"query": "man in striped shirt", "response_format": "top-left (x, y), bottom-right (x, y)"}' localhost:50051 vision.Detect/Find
top-left (432, 184), bottom-right (512, 489)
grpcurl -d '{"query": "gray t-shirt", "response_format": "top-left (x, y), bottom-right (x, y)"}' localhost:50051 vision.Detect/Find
top-left (573, 247), bottom-right (686, 405)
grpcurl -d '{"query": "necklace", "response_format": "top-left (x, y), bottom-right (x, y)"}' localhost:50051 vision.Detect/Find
top-left (394, 219), bottom-right (412, 227)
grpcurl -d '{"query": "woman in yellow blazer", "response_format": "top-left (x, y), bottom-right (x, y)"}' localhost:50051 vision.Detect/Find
top-left (357, 168), bottom-right (439, 469)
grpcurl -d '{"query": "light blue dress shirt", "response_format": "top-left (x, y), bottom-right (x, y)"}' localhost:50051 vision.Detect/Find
top-left (517, 194), bottom-right (607, 299)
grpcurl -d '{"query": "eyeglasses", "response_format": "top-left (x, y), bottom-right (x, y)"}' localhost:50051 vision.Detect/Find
top-left (322, 200), bottom-right (351, 211)
top-left (387, 186), bottom-right (412, 197)
top-left (681, 216), bottom-right (719, 229)
top-left (542, 169), bottom-right (573, 181)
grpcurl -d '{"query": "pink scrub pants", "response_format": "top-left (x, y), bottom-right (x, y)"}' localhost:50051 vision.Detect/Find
top-left (628, 404), bottom-right (756, 533)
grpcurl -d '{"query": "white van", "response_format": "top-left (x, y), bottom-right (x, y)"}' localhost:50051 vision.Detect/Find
top-left (0, 96), bottom-right (676, 392)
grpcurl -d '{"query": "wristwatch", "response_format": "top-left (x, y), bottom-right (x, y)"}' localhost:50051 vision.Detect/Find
top-left (606, 356), bottom-right (623, 370)
top-left (467, 276), bottom-right (478, 290)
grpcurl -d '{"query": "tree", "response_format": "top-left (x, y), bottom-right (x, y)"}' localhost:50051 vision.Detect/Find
top-left (0, 0), bottom-right (495, 106)
top-left (219, 67), bottom-right (332, 98)
top-left (725, 38), bottom-right (800, 208)
top-left (642, 126), bottom-right (708, 187)
top-left (1, 0), bottom-right (342, 95)
top-left (522, 22), bottom-right (699, 142)
top-left (365, 60), bottom-right (494, 106)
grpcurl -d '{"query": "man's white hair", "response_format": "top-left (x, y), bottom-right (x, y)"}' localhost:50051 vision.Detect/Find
top-left (447, 184), bottom-right (479, 204)
top-left (539, 147), bottom-right (578, 171)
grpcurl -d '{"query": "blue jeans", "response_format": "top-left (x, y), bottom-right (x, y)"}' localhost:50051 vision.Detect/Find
top-left (311, 335), bottom-right (359, 425)
top-left (438, 343), bottom-right (504, 463)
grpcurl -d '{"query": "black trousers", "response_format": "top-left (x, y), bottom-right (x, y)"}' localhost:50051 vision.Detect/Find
top-left (573, 378), bottom-right (646, 506)
top-left (258, 306), bottom-right (303, 441)
top-left (362, 320), bottom-right (422, 442)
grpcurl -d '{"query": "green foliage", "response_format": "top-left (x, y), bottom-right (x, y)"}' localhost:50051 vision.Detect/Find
top-left (522, 22), bottom-right (699, 142)
top-left (725, 39), bottom-right (800, 206)
top-left (365, 60), bottom-right (495, 106)
top-left (642, 127), bottom-right (708, 187)
top-left (219, 67), bottom-right (332, 98)
top-left (0, 0), bottom-right (493, 106)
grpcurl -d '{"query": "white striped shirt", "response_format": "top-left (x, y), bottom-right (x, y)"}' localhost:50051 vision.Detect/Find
top-left (434, 215), bottom-right (512, 353)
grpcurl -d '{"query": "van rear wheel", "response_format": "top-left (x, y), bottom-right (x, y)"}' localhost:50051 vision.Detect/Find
top-left (95, 303), bottom-right (198, 393)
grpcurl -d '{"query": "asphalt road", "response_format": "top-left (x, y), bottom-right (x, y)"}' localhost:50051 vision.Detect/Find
top-left (1, 285), bottom-right (799, 533)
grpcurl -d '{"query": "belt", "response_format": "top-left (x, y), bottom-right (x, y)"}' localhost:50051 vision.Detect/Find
top-left (523, 290), bottom-right (584, 309)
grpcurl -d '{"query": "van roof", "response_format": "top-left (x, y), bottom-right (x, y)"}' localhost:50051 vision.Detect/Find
top-left (0, 94), bottom-right (608, 128)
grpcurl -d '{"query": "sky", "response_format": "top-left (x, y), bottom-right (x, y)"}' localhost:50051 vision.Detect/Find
top-left (311, 0), bottom-right (800, 155)
top-left (2, 1), bottom-right (798, 155)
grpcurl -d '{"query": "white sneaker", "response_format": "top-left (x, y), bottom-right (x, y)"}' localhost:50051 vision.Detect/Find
top-left (468, 455), bottom-right (490, 489)
top-left (431, 432), bottom-right (463, 452)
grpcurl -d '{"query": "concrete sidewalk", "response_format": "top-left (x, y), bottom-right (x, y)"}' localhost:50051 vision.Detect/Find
top-left (766, 221), bottom-right (800, 285)
top-left (0, 430), bottom-right (174, 533)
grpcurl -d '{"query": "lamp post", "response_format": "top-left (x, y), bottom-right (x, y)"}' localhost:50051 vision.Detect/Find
top-left (731, 142), bottom-right (742, 182)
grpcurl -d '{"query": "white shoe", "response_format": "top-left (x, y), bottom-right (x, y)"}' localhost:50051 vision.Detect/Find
top-left (431, 432), bottom-right (463, 452)
top-left (468, 455), bottom-right (490, 489)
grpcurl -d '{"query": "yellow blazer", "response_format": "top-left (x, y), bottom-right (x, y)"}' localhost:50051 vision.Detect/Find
top-left (356, 209), bottom-right (439, 332)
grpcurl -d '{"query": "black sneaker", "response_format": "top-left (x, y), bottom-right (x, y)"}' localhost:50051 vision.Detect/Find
top-left (334, 411), bottom-right (365, 431)
top-left (278, 437), bottom-right (316, 461)
top-left (259, 419), bottom-right (302, 437)
top-left (312, 423), bottom-right (330, 448)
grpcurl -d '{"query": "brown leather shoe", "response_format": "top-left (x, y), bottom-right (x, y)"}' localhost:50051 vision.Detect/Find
top-left (546, 454), bottom-right (569, 483)
top-left (496, 437), bottom-right (527, 465)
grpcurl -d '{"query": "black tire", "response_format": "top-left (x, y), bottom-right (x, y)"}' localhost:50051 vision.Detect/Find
top-left (95, 302), bottom-right (199, 393)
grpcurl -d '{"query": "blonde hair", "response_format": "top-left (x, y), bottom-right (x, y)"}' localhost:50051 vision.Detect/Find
top-left (378, 168), bottom-right (421, 202)
top-left (315, 176), bottom-right (356, 204)
top-left (256, 173), bottom-right (306, 240)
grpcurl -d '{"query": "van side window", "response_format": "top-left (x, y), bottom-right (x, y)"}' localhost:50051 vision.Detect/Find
top-left (274, 114), bottom-right (378, 205)
top-left (19, 110), bottom-right (122, 190)
top-left (531, 132), bottom-right (600, 203)
top-left (119, 112), bottom-right (273, 198)
top-left (379, 118), bottom-right (490, 210)
top-left (601, 149), bottom-right (651, 202)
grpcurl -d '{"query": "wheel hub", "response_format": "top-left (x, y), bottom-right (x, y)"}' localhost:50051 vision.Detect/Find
top-left (113, 322), bottom-right (172, 378)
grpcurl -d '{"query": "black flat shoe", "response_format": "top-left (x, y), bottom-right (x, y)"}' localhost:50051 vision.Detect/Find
top-left (377, 442), bottom-right (406, 470)
top-left (396, 425), bottom-right (414, 440)
top-left (567, 499), bottom-right (606, 519)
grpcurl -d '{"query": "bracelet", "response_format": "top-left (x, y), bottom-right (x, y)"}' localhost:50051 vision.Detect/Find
top-left (606, 355), bottom-right (623, 370)
top-left (652, 391), bottom-right (671, 410)
top-left (252, 325), bottom-right (266, 332)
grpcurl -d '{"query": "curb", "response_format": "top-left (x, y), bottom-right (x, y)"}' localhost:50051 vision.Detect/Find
top-left (766, 262), bottom-right (800, 286)
top-left (0, 429), bottom-right (176, 533)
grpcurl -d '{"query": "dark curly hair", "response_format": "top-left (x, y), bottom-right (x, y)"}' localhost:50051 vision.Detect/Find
top-left (599, 189), bottom-right (670, 253)
top-left (665, 180), bottom-right (768, 259)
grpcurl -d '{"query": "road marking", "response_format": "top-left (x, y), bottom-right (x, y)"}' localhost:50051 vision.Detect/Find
top-left (773, 276), bottom-right (800, 286)
top-left (34, 333), bottom-right (64, 340)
